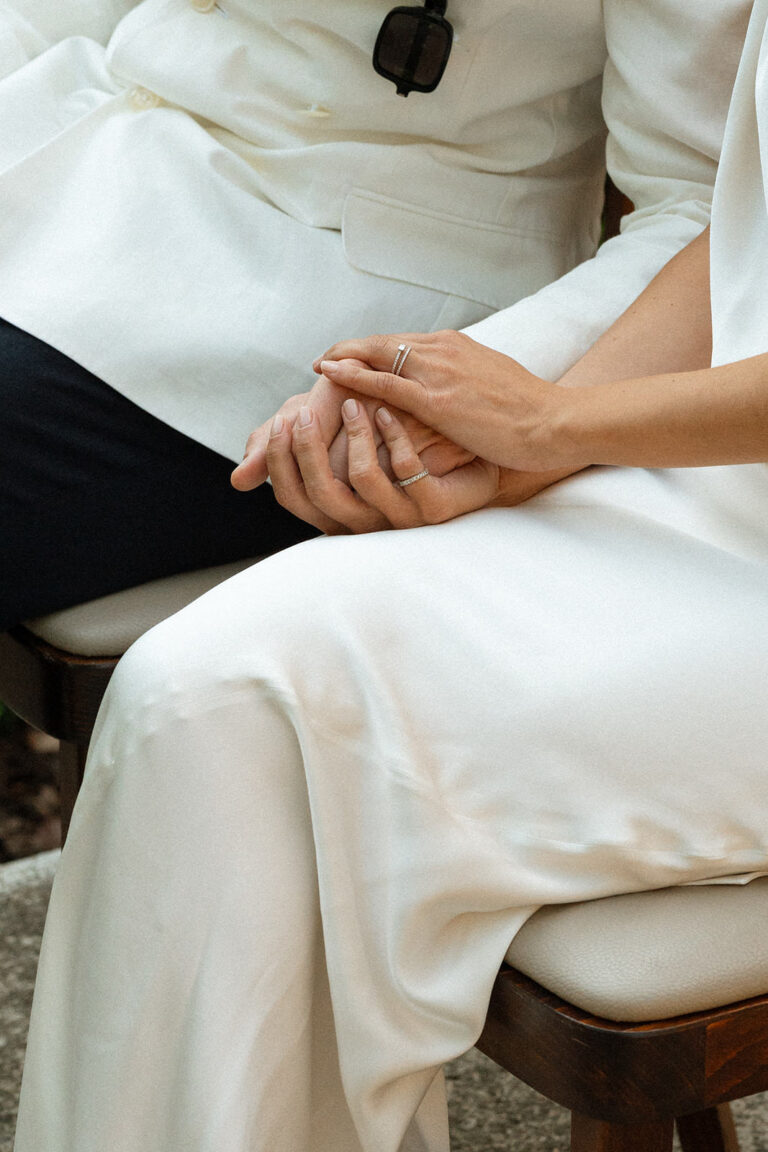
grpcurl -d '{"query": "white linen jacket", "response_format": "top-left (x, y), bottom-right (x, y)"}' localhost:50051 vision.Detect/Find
top-left (0, 0), bottom-right (750, 461)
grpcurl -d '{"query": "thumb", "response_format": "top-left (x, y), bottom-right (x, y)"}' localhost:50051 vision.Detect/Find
top-left (231, 427), bottom-right (270, 490)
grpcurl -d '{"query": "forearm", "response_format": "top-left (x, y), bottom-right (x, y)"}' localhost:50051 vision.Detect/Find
top-left (543, 229), bottom-right (768, 469)
top-left (551, 355), bottom-right (768, 470)
top-left (559, 227), bottom-right (712, 388)
top-left (464, 212), bottom-right (712, 385)
top-left (486, 232), bottom-right (713, 507)
top-left (319, 227), bottom-right (757, 477)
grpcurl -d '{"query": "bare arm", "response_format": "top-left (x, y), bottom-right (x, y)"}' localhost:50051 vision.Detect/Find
top-left (490, 225), bottom-right (713, 502)
top-left (263, 227), bottom-right (721, 531)
top-left (319, 228), bottom-right (752, 481)
top-left (558, 226), bottom-right (712, 389)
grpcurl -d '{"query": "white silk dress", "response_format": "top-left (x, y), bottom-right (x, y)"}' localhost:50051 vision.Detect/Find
top-left (13, 4), bottom-right (768, 1151)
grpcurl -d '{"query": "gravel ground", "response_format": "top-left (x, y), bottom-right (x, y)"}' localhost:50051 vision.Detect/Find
top-left (0, 717), bottom-right (61, 864)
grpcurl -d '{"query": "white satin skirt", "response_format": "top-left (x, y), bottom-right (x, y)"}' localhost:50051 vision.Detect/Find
top-left (14, 462), bottom-right (768, 1152)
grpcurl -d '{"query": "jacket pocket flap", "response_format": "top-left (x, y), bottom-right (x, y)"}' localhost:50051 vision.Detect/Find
top-left (342, 189), bottom-right (576, 312)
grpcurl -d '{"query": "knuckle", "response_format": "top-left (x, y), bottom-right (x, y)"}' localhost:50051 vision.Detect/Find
top-left (389, 442), bottom-right (415, 468)
top-left (271, 485), bottom-right (295, 511)
top-left (417, 492), bottom-right (447, 524)
top-left (291, 428), bottom-right (314, 454)
top-left (436, 329), bottom-right (465, 361)
top-left (346, 420), bottom-right (369, 440)
top-left (348, 461), bottom-right (376, 488)
top-left (389, 428), bottom-right (411, 452)
top-left (302, 476), bottom-right (328, 503)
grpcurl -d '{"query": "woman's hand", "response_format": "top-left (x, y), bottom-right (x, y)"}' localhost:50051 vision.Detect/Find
top-left (315, 329), bottom-right (585, 472)
top-left (265, 399), bottom-right (499, 534)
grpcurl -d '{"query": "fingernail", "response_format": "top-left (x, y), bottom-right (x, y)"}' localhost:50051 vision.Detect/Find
top-left (298, 405), bottom-right (313, 428)
top-left (320, 360), bottom-right (340, 375)
top-left (376, 407), bottom-right (392, 427)
top-left (342, 398), bottom-right (359, 420)
top-left (270, 414), bottom-right (284, 437)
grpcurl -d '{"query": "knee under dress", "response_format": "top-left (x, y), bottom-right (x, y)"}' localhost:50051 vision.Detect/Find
top-left (13, 4), bottom-right (768, 1150)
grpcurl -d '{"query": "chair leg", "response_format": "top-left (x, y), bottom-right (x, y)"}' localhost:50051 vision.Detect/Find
top-left (677, 1104), bottom-right (740, 1152)
top-left (571, 1112), bottom-right (674, 1152)
top-left (58, 739), bottom-right (88, 844)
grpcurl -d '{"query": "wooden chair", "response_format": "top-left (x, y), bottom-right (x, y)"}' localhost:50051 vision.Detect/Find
top-left (481, 880), bottom-right (768, 1150)
top-left (0, 558), bottom-right (260, 840)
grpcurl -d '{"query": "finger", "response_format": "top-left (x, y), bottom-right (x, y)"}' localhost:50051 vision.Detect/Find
top-left (291, 405), bottom-right (389, 533)
top-left (265, 413), bottom-right (343, 534)
top-left (375, 407), bottom-right (497, 523)
top-left (233, 375), bottom-right (349, 492)
top-left (374, 405), bottom-right (447, 525)
top-left (306, 374), bottom-right (347, 445)
top-left (341, 400), bottom-right (418, 527)
top-left (374, 405), bottom-right (429, 485)
top-left (231, 421), bottom-right (271, 490)
top-left (328, 393), bottom-right (391, 482)
top-left (319, 359), bottom-right (432, 426)
top-left (233, 390), bottom-right (311, 491)
top-left (424, 458), bottom-right (500, 521)
top-left (312, 333), bottom-right (428, 375)
top-left (327, 426), bottom-right (350, 483)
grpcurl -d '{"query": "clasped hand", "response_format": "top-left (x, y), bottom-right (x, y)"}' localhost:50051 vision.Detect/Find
top-left (231, 330), bottom-right (574, 533)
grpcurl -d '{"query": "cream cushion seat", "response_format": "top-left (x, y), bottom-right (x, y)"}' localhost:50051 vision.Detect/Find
top-left (24, 558), bottom-right (264, 657)
top-left (22, 563), bottom-right (768, 1025)
top-left (506, 878), bottom-right (768, 1022)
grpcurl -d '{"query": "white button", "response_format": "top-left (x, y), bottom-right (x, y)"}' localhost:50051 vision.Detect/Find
top-left (301, 104), bottom-right (332, 119)
top-left (190, 0), bottom-right (217, 10)
top-left (129, 87), bottom-right (163, 111)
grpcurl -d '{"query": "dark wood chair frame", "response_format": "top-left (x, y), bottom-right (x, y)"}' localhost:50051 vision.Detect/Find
top-left (479, 966), bottom-right (767, 1151)
top-left (1, 623), bottom-right (767, 1151)
top-left (0, 625), bottom-right (117, 842)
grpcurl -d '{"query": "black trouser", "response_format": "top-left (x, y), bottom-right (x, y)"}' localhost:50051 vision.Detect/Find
top-left (0, 319), bottom-right (318, 632)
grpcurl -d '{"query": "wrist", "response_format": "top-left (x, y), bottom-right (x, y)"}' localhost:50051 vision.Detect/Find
top-left (490, 462), bottom-right (585, 507)
top-left (528, 386), bottom-right (596, 471)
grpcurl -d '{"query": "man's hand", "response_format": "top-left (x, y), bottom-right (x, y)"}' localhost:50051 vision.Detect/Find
top-left (231, 374), bottom-right (348, 491)
top-left (263, 397), bottom-right (582, 535)
top-left (265, 400), bottom-right (499, 534)
top-left (231, 364), bottom-right (475, 492)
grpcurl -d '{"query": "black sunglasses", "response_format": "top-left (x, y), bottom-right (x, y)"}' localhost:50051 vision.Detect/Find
top-left (373, 1), bottom-right (454, 97)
